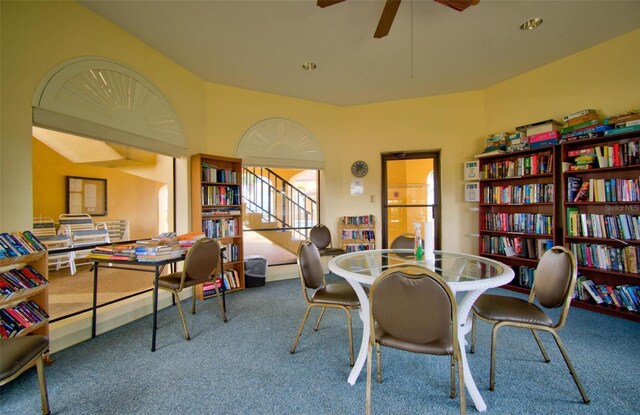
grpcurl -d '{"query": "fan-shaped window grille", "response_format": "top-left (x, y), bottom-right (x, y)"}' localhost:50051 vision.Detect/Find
top-left (236, 118), bottom-right (325, 169)
top-left (32, 57), bottom-right (186, 157)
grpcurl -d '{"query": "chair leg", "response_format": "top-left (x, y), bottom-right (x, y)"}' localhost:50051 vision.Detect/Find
top-left (212, 283), bottom-right (228, 323)
top-left (550, 331), bottom-right (590, 404)
top-left (376, 343), bottom-right (382, 384)
top-left (489, 323), bottom-right (500, 391)
top-left (69, 252), bottom-right (76, 276)
top-left (531, 329), bottom-right (550, 362)
top-left (314, 307), bottom-right (326, 331)
top-left (344, 307), bottom-right (354, 367)
top-left (290, 306), bottom-right (312, 354)
top-left (450, 355), bottom-right (456, 398)
top-left (365, 341), bottom-right (373, 415)
top-left (173, 291), bottom-right (190, 340)
top-left (470, 313), bottom-right (477, 354)
top-left (457, 355), bottom-right (466, 415)
top-left (191, 286), bottom-right (197, 315)
top-left (36, 355), bottom-right (50, 415)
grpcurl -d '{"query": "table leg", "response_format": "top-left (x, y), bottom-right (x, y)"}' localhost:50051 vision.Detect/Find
top-left (151, 265), bottom-right (160, 352)
top-left (343, 280), bottom-right (370, 385)
top-left (456, 289), bottom-right (488, 412)
top-left (92, 261), bottom-right (98, 338)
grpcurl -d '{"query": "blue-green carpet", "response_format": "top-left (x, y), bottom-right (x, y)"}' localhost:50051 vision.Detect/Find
top-left (1, 277), bottom-right (638, 414)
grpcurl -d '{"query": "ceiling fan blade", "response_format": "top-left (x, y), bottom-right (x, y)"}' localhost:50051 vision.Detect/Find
top-left (317, 0), bottom-right (347, 8)
top-left (433, 0), bottom-right (479, 12)
top-left (374, 0), bottom-right (402, 39)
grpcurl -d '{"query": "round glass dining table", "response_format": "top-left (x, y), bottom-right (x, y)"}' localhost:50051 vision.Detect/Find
top-left (328, 249), bottom-right (515, 412)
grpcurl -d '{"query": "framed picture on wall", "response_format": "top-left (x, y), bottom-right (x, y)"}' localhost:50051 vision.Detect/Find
top-left (66, 176), bottom-right (107, 216)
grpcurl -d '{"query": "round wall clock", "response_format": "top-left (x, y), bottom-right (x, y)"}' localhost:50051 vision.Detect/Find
top-left (351, 160), bottom-right (368, 177)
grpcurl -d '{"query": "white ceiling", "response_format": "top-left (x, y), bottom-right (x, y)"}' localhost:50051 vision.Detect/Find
top-left (80, 0), bottom-right (640, 106)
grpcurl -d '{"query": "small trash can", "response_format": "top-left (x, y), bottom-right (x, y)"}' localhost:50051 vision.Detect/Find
top-left (244, 255), bottom-right (268, 288)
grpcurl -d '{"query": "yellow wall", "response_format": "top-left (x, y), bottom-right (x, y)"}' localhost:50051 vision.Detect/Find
top-left (2, 1), bottom-right (639, 258)
top-left (32, 139), bottom-right (163, 239)
top-left (0, 1), bottom-right (205, 233)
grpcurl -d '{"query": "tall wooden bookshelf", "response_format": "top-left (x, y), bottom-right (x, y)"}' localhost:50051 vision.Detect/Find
top-left (191, 154), bottom-right (244, 299)
top-left (339, 215), bottom-right (375, 253)
top-left (561, 131), bottom-right (640, 322)
top-left (0, 236), bottom-right (50, 340)
top-left (477, 146), bottom-right (561, 292)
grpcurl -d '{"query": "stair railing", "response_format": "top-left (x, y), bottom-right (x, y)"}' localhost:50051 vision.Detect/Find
top-left (242, 167), bottom-right (317, 240)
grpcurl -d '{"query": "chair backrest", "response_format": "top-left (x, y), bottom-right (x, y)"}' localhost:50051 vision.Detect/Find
top-left (104, 220), bottom-right (130, 242)
top-left (309, 224), bottom-right (332, 249)
top-left (531, 246), bottom-right (577, 310)
top-left (180, 238), bottom-right (220, 288)
top-left (370, 265), bottom-right (457, 348)
top-left (296, 240), bottom-right (325, 291)
top-left (58, 213), bottom-right (97, 231)
top-left (32, 217), bottom-right (57, 237)
top-left (390, 233), bottom-right (415, 250)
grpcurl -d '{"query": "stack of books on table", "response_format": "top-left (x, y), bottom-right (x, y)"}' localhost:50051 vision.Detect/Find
top-left (515, 119), bottom-right (562, 149)
top-left (87, 244), bottom-right (137, 261)
top-left (134, 241), bottom-right (185, 262)
top-left (177, 231), bottom-right (206, 249)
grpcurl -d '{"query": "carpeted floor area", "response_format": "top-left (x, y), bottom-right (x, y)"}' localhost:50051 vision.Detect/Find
top-left (1, 277), bottom-right (639, 414)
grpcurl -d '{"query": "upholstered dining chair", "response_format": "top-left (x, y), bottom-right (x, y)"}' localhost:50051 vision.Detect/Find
top-left (156, 238), bottom-right (227, 341)
top-left (390, 233), bottom-right (415, 250)
top-left (366, 265), bottom-right (465, 415)
top-left (0, 335), bottom-right (51, 414)
top-left (290, 240), bottom-right (361, 366)
top-left (470, 246), bottom-right (589, 404)
top-left (309, 224), bottom-right (346, 256)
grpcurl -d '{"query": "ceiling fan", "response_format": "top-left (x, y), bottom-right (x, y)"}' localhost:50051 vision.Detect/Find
top-left (317, 0), bottom-right (479, 38)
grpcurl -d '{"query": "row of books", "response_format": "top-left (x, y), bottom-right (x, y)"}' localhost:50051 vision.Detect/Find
top-left (567, 177), bottom-right (639, 203)
top-left (576, 276), bottom-right (639, 313)
top-left (344, 243), bottom-right (375, 253)
top-left (341, 229), bottom-right (375, 241)
top-left (0, 265), bottom-right (48, 301)
top-left (202, 269), bottom-right (241, 294)
top-left (516, 265), bottom-right (536, 288)
top-left (481, 153), bottom-right (553, 179)
top-left (221, 243), bottom-right (240, 263)
top-left (481, 235), bottom-right (553, 259)
top-left (569, 243), bottom-right (639, 275)
top-left (566, 210), bottom-right (639, 240)
top-left (0, 300), bottom-right (49, 339)
top-left (483, 183), bottom-right (554, 205)
top-left (202, 218), bottom-right (239, 239)
top-left (201, 185), bottom-right (240, 206)
top-left (565, 140), bottom-right (639, 169)
top-left (201, 163), bottom-right (238, 184)
top-left (481, 213), bottom-right (553, 235)
top-left (341, 215), bottom-right (375, 225)
top-left (0, 231), bottom-right (46, 259)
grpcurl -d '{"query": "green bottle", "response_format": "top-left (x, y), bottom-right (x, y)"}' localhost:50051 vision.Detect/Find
top-left (414, 222), bottom-right (424, 261)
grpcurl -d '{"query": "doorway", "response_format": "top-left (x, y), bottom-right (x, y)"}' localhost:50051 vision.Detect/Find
top-left (381, 151), bottom-right (441, 250)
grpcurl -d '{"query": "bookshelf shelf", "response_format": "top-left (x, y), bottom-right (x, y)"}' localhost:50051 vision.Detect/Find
top-left (339, 215), bottom-right (375, 253)
top-left (561, 130), bottom-right (640, 322)
top-left (191, 154), bottom-right (245, 299)
top-left (0, 242), bottom-right (49, 340)
top-left (478, 146), bottom-right (561, 292)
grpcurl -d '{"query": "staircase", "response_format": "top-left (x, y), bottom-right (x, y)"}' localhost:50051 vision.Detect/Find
top-left (242, 167), bottom-right (317, 255)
